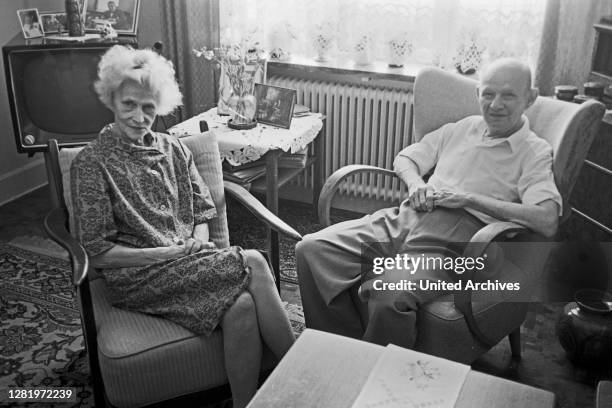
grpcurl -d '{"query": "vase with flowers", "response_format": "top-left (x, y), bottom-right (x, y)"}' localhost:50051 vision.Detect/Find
top-left (312, 22), bottom-right (335, 63)
top-left (194, 43), bottom-right (266, 129)
top-left (453, 32), bottom-right (485, 75)
top-left (354, 34), bottom-right (373, 66)
top-left (313, 33), bottom-right (333, 62)
top-left (388, 38), bottom-right (412, 68)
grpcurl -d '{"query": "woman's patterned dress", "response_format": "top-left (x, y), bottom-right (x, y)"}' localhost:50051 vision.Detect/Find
top-left (70, 124), bottom-right (250, 335)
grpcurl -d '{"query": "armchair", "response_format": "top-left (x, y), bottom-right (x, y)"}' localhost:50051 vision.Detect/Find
top-left (317, 67), bottom-right (605, 363)
top-left (43, 131), bottom-right (301, 407)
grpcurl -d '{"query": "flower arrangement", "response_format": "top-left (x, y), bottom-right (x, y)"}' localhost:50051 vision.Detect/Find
top-left (313, 33), bottom-right (333, 62)
top-left (194, 43), bottom-right (266, 126)
top-left (354, 34), bottom-right (372, 66)
top-left (454, 38), bottom-right (485, 75)
top-left (388, 38), bottom-right (412, 68)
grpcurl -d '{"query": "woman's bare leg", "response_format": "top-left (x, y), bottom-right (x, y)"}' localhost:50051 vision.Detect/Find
top-left (219, 292), bottom-right (262, 408)
top-left (244, 250), bottom-right (295, 359)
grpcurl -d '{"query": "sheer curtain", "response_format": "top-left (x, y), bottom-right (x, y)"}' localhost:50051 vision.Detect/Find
top-left (220, 0), bottom-right (546, 70)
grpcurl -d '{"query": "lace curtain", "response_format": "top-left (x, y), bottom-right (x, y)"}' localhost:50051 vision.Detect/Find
top-left (220, 0), bottom-right (546, 71)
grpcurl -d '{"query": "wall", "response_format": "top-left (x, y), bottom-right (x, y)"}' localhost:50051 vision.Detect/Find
top-left (0, 0), bottom-right (44, 207)
top-left (0, 0), bottom-right (162, 207)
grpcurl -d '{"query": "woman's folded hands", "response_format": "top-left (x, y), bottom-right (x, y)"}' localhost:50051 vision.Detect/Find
top-left (171, 237), bottom-right (216, 257)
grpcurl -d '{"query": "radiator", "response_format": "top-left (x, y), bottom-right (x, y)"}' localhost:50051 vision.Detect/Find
top-left (268, 75), bottom-right (413, 209)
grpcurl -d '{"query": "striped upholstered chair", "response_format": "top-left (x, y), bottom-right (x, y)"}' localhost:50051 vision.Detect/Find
top-left (44, 131), bottom-right (301, 407)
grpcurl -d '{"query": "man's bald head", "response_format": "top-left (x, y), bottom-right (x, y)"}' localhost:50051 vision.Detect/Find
top-left (477, 58), bottom-right (538, 138)
top-left (480, 58), bottom-right (533, 96)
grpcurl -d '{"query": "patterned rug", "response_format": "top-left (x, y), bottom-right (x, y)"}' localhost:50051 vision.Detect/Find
top-left (0, 243), bottom-right (92, 407)
top-left (225, 194), bottom-right (362, 285)
top-left (0, 240), bottom-right (306, 407)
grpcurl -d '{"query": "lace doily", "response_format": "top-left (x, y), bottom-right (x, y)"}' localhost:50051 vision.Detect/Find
top-left (169, 108), bottom-right (324, 166)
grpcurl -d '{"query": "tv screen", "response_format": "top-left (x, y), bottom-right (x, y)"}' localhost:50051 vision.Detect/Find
top-left (3, 41), bottom-right (127, 153)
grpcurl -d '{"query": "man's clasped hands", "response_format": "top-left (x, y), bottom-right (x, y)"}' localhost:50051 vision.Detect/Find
top-left (408, 184), bottom-right (470, 212)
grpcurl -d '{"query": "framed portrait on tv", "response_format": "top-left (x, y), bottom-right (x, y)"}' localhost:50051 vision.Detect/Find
top-left (40, 12), bottom-right (67, 34)
top-left (254, 84), bottom-right (297, 129)
top-left (17, 8), bottom-right (44, 39)
top-left (84, 0), bottom-right (140, 35)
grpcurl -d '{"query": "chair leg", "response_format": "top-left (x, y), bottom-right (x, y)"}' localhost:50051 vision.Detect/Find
top-left (79, 283), bottom-right (107, 407)
top-left (508, 327), bottom-right (521, 359)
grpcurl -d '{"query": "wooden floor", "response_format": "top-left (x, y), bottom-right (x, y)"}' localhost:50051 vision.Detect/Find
top-left (1, 186), bottom-right (611, 408)
top-left (0, 186), bottom-right (50, 242)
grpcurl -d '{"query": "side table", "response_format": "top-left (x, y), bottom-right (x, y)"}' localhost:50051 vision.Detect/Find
top-left (252, 136), bottom-right (326, 286)
top-left (169, 109), bottom-right (326, 288)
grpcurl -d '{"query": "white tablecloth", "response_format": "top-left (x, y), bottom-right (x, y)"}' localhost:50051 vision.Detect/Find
top-left (169, 108), bottom-right (324, 166)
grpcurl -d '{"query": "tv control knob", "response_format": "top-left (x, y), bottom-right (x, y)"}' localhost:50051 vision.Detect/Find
top-left (24, 135), bottom-right (35, 145)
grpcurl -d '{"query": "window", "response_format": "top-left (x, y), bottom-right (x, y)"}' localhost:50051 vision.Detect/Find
top-left (220, 0), bottom-right (546, 71)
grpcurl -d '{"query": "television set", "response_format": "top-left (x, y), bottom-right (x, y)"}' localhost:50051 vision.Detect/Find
top-left (3, 34), bottom-right (137, 154)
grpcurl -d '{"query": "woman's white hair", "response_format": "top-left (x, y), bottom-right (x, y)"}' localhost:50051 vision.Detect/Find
top-left (94, 45), bottom-right (182, 116)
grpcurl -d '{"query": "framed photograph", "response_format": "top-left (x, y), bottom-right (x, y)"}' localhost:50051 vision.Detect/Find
top-left (84, 0), bottom-right (140, 35)
top-left (254, 84), bottom-right (297, 129)
top-left (40, 12), bottom-right (67, 34)
top-left (17, 9), bottom-right (44, 39)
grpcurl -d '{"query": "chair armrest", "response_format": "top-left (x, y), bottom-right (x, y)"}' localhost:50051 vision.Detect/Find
top-left (224, 181), bottom-right (302, 241)
top-left (454, 221), bottom-right (530, 348)
top-left (462, 221), bottom-right (529, 259)
top-left (43, 208), bottom-right (89, 286)
top-left (597, 380), bottom-right (612, 408)
top-left (318, 165), bottom-right (397, 227)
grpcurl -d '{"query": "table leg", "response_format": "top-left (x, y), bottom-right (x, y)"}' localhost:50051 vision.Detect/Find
top-left (266, 150), bottom-right (281, 292)
top-left (313, 121), bottom-right (326, 214)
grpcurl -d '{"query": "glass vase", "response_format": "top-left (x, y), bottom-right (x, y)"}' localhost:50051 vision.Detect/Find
top-left (227, 75), bottom-right (257, 129)
top-left (229, 94), bottom-right (257, 126)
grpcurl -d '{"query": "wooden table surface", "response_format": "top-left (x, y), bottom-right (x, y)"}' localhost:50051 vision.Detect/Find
top-left (248, 329), bottom-right (555, 408)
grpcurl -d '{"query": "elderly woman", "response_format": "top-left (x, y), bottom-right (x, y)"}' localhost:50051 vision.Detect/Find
top-left (70, 45), bottom-right (294, 408)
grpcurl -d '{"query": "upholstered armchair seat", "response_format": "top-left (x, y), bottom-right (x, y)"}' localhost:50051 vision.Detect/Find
top-left (89, 277), bottom-right (280, 407)
top-left (347, 248), bottom-right (530, 363)
top-left (414, 257), bottom-right (528, 361)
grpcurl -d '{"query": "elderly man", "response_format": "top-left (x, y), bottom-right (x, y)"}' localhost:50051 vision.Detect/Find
top-left (103, 1), bottom-right (129, 29)
top-left (296, 58), bottom-right (562, 348)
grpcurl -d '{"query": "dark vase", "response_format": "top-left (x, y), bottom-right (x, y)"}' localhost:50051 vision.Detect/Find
top-left (65, 0), bottom-right (85, 37)
top-left (556, 289), bottom-right (612, 367)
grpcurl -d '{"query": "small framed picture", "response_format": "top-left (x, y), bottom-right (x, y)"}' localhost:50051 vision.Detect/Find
top-left (254, 84), bottom-right (297, 129)
top-left (40, 12), bottom-right (67, 34)
top-left (84, 0), bottom-right (140, 35)
top-left (17, 8), bottom-right (44, 39)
